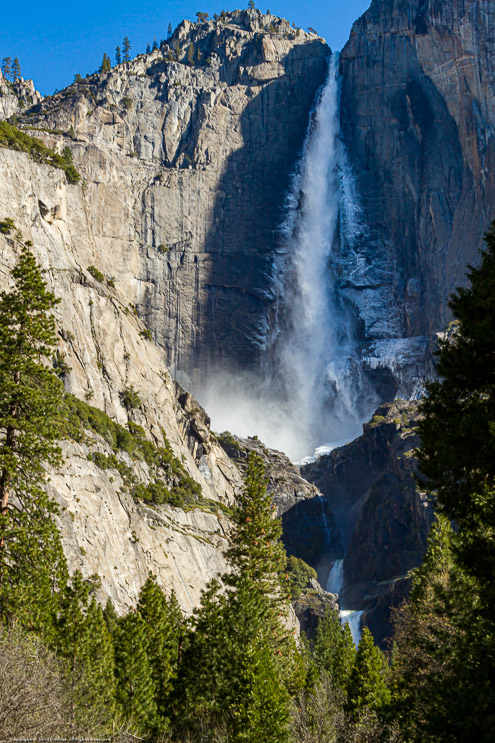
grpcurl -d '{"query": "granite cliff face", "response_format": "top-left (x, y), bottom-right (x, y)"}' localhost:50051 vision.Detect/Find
top-left (13, 10), bottom-right (329, 387)
top-left (0, 10), bottom-right (331, 619)
top-left (338, 0), bottom-right (495, 394)
top-left (0, 204), bottom-right (243, 614)
top-left (301, 401), bottom-right (433, 645)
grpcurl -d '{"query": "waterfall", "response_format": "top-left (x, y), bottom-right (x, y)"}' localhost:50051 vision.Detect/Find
top-left (318, 497), bottom-right (333, 550)
top-left (199, 54), bottom-right (377, 462)
top-left (267, 53), bottom-right (377, 459)
top-left (340, 609), bottom-right (364, 646)
top-left (326, 558), bottom-right (344, 595)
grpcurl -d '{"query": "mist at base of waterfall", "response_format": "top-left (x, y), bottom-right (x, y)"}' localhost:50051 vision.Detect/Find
top-left (197, 367), bottom-right (365, 462)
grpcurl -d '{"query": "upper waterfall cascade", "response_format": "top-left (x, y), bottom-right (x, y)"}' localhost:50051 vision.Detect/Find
top-left (199, 56), bottom-right (379, 461)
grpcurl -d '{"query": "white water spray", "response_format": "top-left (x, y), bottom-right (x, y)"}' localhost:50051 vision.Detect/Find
top-left (340, 609), bottom-right (364, 646)
top-left (269, 53), bottom-right (368, 457)
top-left (198, 56), bottom-right (377, 461)
top-left (326, 558), bottom-right (344, 595)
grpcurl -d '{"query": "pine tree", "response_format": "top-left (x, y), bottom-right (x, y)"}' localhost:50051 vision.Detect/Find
top-left (390, 516), bottom-right (495, 742)
top-left (115, 46), bottom-right (122, 65)
top-left (152, 37), bottom-right (158, 50)
top-left (114, 610), bottom-right (157, 734)
top-left (99, 53), bottom-right (111, 73)
top-left (173, 454), bottom-right (299, 743)
top-left (12, 58), bottom-right (21, 81)
top-left (346, 628), bottom-right (390, 719)
top-left (249, 0), bottom-right (256, 9)
top-left (168, 23), bottom-right (173, 38)
top-left (225, 452), bottom-right (287, 595)
top-left (73, 73), bottom-right (82, 83)
top-left (1, 58), bottom-right (12, 81)
top-left (103, 597), bottom-right (118, 634)
top-left (53, 573), bottom-right (116, 734)
top-left (390, 225), bottom-right (495, 743)
top-left (137, 575), bottom-right (183, 733)
top-left (146, 43), bottom-right (151, 55)
top-left (0, 245), bottom-right (67, 632)
top-left (313, 608), bottom-right (356, 694)
top-left (418, 224), bottom-right (495, 609)
top-left (123, 37), bottom-right (131, 63)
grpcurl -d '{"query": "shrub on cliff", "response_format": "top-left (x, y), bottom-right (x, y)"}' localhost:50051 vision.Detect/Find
top-left (0, 121), bottom-right (80, 183)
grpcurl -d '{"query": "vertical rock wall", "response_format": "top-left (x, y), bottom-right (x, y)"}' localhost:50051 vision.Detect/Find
top-left (339, 0), bottom-right (495, 388)
top-left (14, 11), bottom-right (330, 385)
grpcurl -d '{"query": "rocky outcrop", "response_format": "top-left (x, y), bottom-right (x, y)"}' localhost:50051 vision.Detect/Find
top-left (11, 10), bottom-right (329, 388)
top-left (217, 433), bottom-right (342, 580)
top-left (0, 71), bottom-right (42, 119)
top-left (338, 0), bottom-right (495, 394)
top-left (301, 401), bottom-right (434, 645)
top-left (294, 580), bottom-right (339, 641)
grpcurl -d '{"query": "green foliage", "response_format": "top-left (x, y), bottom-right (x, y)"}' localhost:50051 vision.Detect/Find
top-left (103, 598), bottom-right (118, 635)
top-left (139, 327), bottom-right (152, 340)
top-left (137, 576), bottom-right (182, 733)
top-left (369, 414), bottom-right (386, 427)
top-left (0, 122), bottom-right (80, 183)
top-left (418, 223), bottom-right (495, 515)
top-left (99, 53), bottom-right (111, 73)
top-left (225, 452), bottom-right (287, 595)
top-left (0, 217), bottom-right (16, 234)
top-left (115, 45), bottom-right (122, 65)
top-left (1, 58), bottom-right (12, 81)
top-left (86, 265), bottom-right (104, 282)
top-left (173, 454), bottom-right (299, 742)
top-left (346, 628), bottom-right (390, 719)
top-left (187, 43), bottom-right (195, 66)
top-left (418, 224), bottom-right (495, 607)
top-left (62, 393), bottom-right (202, 508)
top-left (390, 515), bottom-right (495, 742)
top-left (120, 384), bottom-right (142, 410)
top-left (12, 58), bottom-right (21, 81)
top-left (122, 36), bottom-right (132, 63)
top-left (286, 554), bottom-right (317, 599)
top-left (0, 246), bottom-right (68, 633)
top-left (313, 608), bottom-right (356, 694)
top-left (114, 610), bottom-right (158, 734)
top-left (52, 572), bottom-right (116, 732)
top-left (121, 95), bottom-right (133, 110)
top-left (217, 430), bottom-right (243, 454)
top-left (395, 224), bottom-right (495, 741)
top-left (52, 349), bottom-right (71, 379)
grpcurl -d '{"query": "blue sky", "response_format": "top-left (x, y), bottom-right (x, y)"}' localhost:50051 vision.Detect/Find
top-left (1, 1), bottom-right (371, 95)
